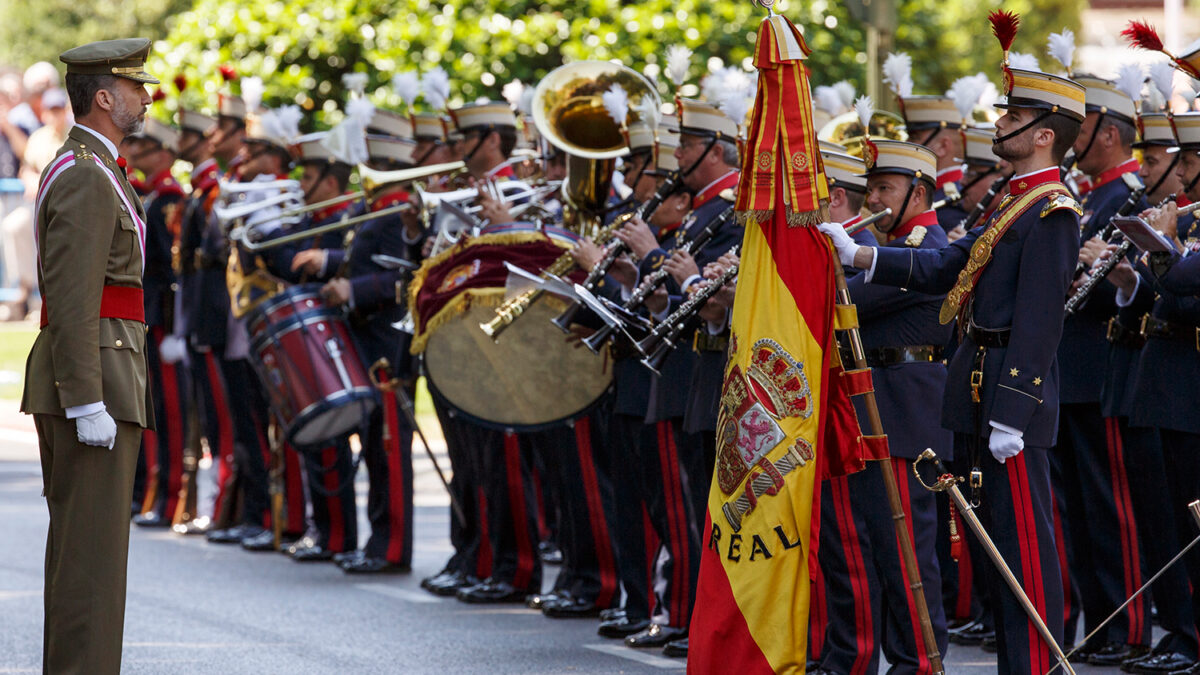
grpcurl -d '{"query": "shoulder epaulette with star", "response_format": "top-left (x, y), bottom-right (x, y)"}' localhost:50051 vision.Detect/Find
top-left (1041, 193), bottom-right (1082, 218)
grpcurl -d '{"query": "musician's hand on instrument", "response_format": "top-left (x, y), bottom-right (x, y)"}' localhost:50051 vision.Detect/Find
top-left (664, 250), bottom-right (699, 286)
top-left (422, 237), bottom-right (436, 258)
top-left (988, 426), bottom-right (1023, 464)
top-left (609, 255), bottom-right (638, 290)
top-left (1108, 258), bottom-right (1138, 295)
top-left (291, 249), bottom-right (328, 275)
top-left (476, 183), bottom-right (513, 225)
top-left (644, 279), bottom-right (669, 315)
top-left (566, 323), bottom-right (594, 349)
top-left (698, 295), bottom-right (727, 324)
top-left (1068, 271), bottom-right (1089, 297)
top-left (322, 278), bottom-right (352, 307)
top-left (717, 250), bottom-right (740, 271)
top-left (702, 261), bottom-right (725, 280)
top-left (708, 277), bottom-right (738, 310)
top-left (947, 225), bottom-right (967, 243)
top-left (615, 216), bottom-right (657, 260)
top-left (570, 238), bottom-right (603, 270)
top-left (1078, 236), bottom-right (1106, 268)
top-left (1147, 202), bottom-right (1182, 250)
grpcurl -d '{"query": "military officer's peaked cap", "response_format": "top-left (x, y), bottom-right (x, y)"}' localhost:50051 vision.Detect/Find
top-left (60, 38), bottom-right (159, 85)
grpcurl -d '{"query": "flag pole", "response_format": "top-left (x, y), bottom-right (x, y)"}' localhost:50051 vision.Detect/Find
top-left (827, 248), bottom-right (945, 675)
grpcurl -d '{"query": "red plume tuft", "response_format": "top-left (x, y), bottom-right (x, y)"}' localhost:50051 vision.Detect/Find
top-left (151, 88), bottom-right (166, 103)
top-left (1122, 20), bottom-right (1164, 52)
top-left (173, 74), bottom-right (187, 93)
top-left (219, 64), bottom-right (237, 82)
top-left (988, 10), bottom-right (1020, 52)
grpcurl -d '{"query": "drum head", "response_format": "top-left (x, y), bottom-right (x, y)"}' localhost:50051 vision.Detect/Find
top-left (423, 295), bottom-right (611, 430)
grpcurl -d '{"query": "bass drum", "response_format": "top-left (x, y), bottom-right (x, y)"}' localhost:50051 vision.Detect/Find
top-left (411, 223), bottom-right (611, 431)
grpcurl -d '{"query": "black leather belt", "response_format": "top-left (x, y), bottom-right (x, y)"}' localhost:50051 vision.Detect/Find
top-left (965, 322), bottom-right (1011, 348)
top-left (692, 330), bottom-right (729, 353)
top-left (863, 345), bottom-right (944, 367)
top-left (1141, 314), bottom-right (1200, 351)
top-left (1106, 317), bottom-right (1145, 349)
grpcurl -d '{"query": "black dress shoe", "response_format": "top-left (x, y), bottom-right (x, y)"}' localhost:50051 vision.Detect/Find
top-left (542, 596), bottom-right (602, 618)
top-left (207, 523), bottom-right (262, 544)
top-left (526, 590), bottom-right (570, 611)
top-left (948, 620), bottom-right (994, 646)
top-left (341, 555), bottom-right (410, 575)
top-left (424, 571), bottom-right (480, 597)
top-left (599, 608), bottom-right (626, 622)
top-left (333, 550), bottom-right (362, 566)
top-left (663, 637), bottom-right (688, 658)
top-left (132, 512), bottom-right (171, 528)
top-left (241, 529), bottom-right (278, 552)
top-left (538, 541), bottom-right (563, 565)
top-left (1126, 652), bottom-right (1197, 674)
top-left (625, 624), bottom-right (687, 648)
top-left (1089, 643), bottom-right (1151, 667)
top-left (457, 580), bottom-right (529, 604)
top-left (598, 616), bottom-right (651, 639)
top-left (287, 536), bottom-right (334, 562)
top-left (981, 633), bottom-right (998, 653)
top-left (1171, 662), bottom-right (1200, 674)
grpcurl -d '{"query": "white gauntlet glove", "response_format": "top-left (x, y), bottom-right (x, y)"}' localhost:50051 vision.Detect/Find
top-left (817, 221), bottom-right (862, 268)
top-left (76, 409), bottom-right (117, 450)
top-left (159, 334), bottom-right (187, 364)
top-left (988, 427), bottom-right (1024, 464)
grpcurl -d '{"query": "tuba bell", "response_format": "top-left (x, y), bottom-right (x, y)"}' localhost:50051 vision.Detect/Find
top-left (818, 110), bottom-right (908, 159)
top-left (531, 61), bottom-right (661, 237)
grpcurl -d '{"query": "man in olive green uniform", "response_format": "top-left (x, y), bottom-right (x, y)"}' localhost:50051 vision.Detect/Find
top-left (20, 39), bottom-right (156, 674)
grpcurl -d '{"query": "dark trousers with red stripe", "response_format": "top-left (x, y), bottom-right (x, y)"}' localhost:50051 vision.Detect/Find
top-left (480, 429), bottom-right (541, 592)
top-left (189, 347), bottom-right (236, 525)
top-left (1159, 429), bottom-right (1200, 647)
top-left (217, 357), bottom-right (272, 527)
top-left (1124, 422), bottom-right (1198, 658)
top-left (531, 415), bottom-right (619, 607)
top-left (1050, 402), bottom-right (1149, 647)
top-left (140, 327), bottom-right (189, 520)
top-left (817, 460), bottom-right (948, 675)
top-left (641, 420), bottom-right (704, 629)
top-left (360, 391), bottom-right (414, 566)
top-left (300, 439), bottom-right (358, 553)
top-left (963, 436), bottom-right (1063, 675)
top-left (608, 413), bottom-right (658, 622)
top-left (433, 400), bottom-right (490, 580)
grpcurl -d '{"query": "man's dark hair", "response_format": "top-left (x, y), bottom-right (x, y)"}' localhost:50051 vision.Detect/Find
top-left (496, 127), bottom-right (517, 159)
top-left (256, 143), bottom-right (292, 172)
top-left (1100, 116), bottom-right (1137, 149)
top-left (1038, 114), bottom-right (1082, 164)
top-left (917, 179), bottom-right (934, 209)
top-left (302, 160), bottom-right (353, 192)
top-left (65, 72), bottom-right (115, 118)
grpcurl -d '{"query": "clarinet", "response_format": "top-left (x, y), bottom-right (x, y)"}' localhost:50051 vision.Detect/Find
top-left (1066, 194), bottom-right (1191, 315)
top-left (550, 171), bottom-right (683, 332)
top-left (578, 207), bottom-right (734, 352)
top-left (954, 173), bottom-right (1011, 233)
top-left (636, 246), bottom-right (740, 375)
top-left (1074, 174), bottom-right (1146, 277)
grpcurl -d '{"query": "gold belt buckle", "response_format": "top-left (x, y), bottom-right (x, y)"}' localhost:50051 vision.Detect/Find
top-left (1106, 317), bottom-right (1118, 342)
top-left (969, 468), bottom-right (983, 490)
top-left (970, 369), bottom-right (983, 403)
top-left (1140, 313), bottom-right (1151, 338)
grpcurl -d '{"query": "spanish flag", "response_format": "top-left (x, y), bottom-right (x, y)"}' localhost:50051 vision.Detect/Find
top-left (688, 12), bottom-right (874, 673)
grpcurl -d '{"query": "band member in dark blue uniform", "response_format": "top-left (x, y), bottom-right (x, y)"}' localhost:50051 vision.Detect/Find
top-left (822, 65), bottom-right (1086, 675)
top-left (894, 91), bottom-right (972, 232)
top-left (813, 140), bottom-right (951, 675)
top-left (1053, 76), bottom-right (1150, 665)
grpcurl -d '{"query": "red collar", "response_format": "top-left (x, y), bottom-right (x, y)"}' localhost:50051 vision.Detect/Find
top-left (1090, 158), bottom-right (1141, 191)
top-left (312, 194), bottom-right (357, 222)
top-left (192, 160), bottom-right (220, 192)
top-left (936, 167), bottom-right (964, 189)
top-left (657, 219), bottom-right (685, 240)
top-left (1178, 194), bottom-right (1193, 208)
top-left (841, 214), bottom-right (864, 230)
top-left (486, 164), bottom-right (515, 180)
top-left (148, 168), bottom-right (183, 197)
top-left (1008, 167), bottom-right (1061, 196)
top-left (371, 188), bottom-right (411, 212)
top-left (888, 209), bottom-right (938, 242)
top-left (693, 171), bottom-right (740, 209)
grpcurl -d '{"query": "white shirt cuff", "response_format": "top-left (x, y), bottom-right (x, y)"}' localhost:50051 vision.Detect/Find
top-left (681, 274), bottom-right (702, 293)
top-left (989, 420), bottom-right (1022, 438)
top-left (1114, 275), bottom-right (1139, 307)
top-left (864, 248), bottom-right (879, 282)
top-left (66, 402), bottom-right (105, 419)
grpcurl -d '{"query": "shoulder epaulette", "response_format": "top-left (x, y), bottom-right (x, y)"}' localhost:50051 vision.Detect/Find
top-left (904, 226), bottom-right (927, 248)
top-left (73, 147), bottom-right (94, 162)
top-left (1041, 192), bottom-right (1081, 218)
top-left (718, 188), bottom-right (737, 203)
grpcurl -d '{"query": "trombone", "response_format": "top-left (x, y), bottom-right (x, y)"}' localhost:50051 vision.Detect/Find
top-left (229, 161), bottom-right (464, 251)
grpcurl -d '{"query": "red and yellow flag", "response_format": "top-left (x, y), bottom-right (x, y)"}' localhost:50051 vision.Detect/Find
top-left (689, 12), bottom-right (872, 674)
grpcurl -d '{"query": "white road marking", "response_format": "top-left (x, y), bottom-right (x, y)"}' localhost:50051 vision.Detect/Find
top-left (354, 582), bottom-right (442, 604)
top-left (583, 643), bottom-right (686, 669)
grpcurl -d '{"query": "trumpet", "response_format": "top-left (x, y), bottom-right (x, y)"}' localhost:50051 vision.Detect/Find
top-left (844, 207), bottom-right (894, 236)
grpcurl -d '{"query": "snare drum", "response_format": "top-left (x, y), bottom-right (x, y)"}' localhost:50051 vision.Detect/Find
top-left (247, 284), bottom-right (377, 447)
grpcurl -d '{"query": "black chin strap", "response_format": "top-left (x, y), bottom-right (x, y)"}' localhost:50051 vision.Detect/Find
top-left (680, 136), bottom-right (720, 179)
top-left (1068, 111), bottom-right (1106, 174)
top-left (303, 162), bottom-right (334, 204)
top-left (461, 128), bottom-right (491, 167)
top-left (413, 142), bottom-right (440, 168)
top-left (1146, 152), bottom-right (1181, 199)
top-left (993, 109), bottom-right (1055, 146)
top-left (1184, 162), bottom-right (1200, 197)
top-left (889, 174), bottom-right (922, 234)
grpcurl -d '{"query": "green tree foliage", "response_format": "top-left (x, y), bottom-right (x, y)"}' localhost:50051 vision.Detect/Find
top-left (146, 0), bottom-right (1081, 127)
top-left (0, 0), bottom-right (190, 71)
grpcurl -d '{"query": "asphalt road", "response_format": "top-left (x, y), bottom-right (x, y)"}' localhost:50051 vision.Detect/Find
top-left (0, 410), bottom-right (1134, 674)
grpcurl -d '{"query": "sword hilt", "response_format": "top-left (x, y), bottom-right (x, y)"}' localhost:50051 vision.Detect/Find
top-left (913, 448), bottom-right (961, 493)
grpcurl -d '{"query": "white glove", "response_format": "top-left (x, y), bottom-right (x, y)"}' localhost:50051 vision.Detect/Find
top-left (988, 427), bottom-right (1024, 464)
top-left (817, 221), bottom-right (861, 267)
top-left (159, 335), bottom-right (187, 364)
top-left (76, 409), bottom-right (117, 450)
